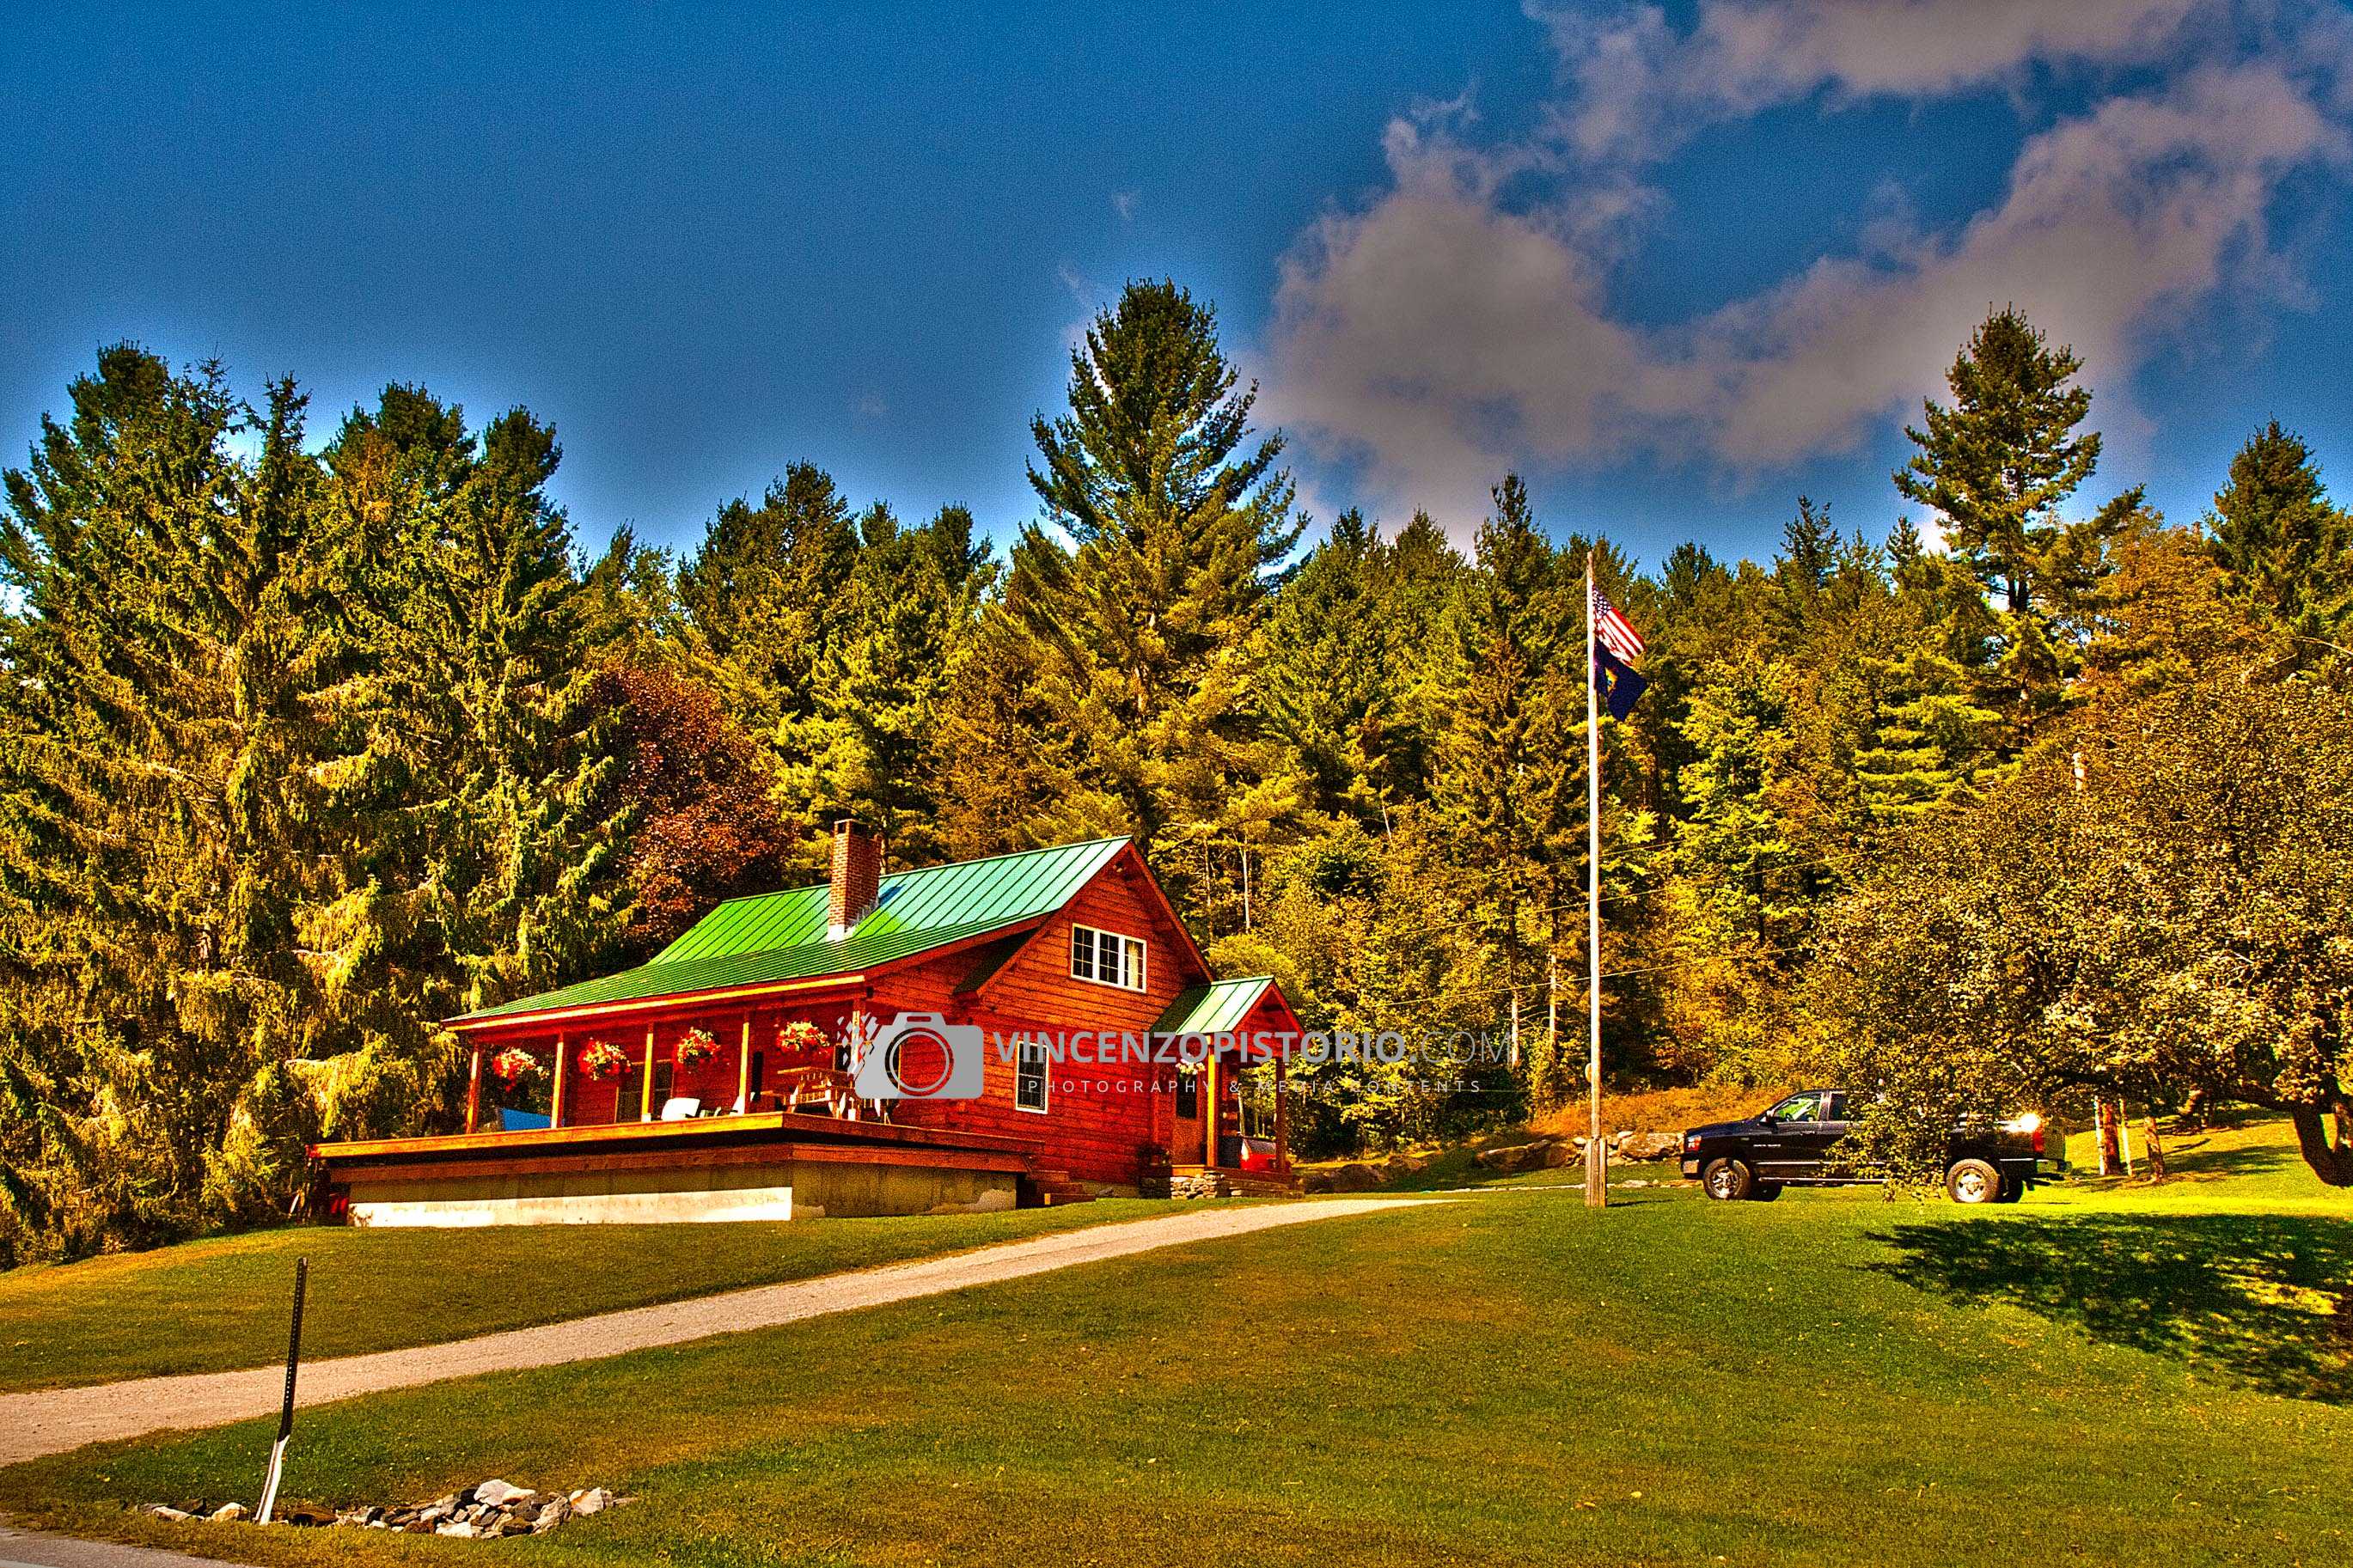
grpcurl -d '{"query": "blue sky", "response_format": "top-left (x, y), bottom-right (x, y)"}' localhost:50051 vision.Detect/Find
top-left (5, 1), bottom-right (2350, 570)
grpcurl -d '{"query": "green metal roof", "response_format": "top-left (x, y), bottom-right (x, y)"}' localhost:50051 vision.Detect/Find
top-left (1151, 976), bottom-right (1279, 1035)
top-left (456, 837), bottom-right (1130, 1023)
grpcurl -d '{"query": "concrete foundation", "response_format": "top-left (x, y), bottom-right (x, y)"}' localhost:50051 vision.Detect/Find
top-left (345, 1157), bottom-right (1020, 1227)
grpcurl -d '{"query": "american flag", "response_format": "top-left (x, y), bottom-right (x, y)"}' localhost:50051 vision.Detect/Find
top-left (1592, 586), bottom-right (1645, 665)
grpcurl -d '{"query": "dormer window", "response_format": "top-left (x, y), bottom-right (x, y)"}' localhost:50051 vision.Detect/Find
top-left (1070, 924), bottom-right (1146, 991)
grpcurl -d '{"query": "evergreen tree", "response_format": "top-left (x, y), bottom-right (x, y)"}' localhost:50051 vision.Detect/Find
top-left (1261, 509), bottom-right (1455, 829)
top-left (2203, 421), bottom-right (2352, 650)
top-left (0, 347), bottom-right (340, 1250)
top-left (773, 503), bottom-right (993, 863)
top-left (676, 463), bottom-right (860, 729)
top-left (992, 278), bottom-right (1306, 918)
top-left (1893, 307), bottom-right (2130, 719)
top-left (316, 387), bottom-right (634, 1100)
top-left (1852, 650), bottom-right (2002, 821)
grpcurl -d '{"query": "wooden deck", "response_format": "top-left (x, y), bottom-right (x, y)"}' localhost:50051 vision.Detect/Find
top-left (313, 1110), bottom-right (1041, 1183)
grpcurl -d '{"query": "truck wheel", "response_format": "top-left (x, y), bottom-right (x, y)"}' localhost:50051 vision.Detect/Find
top-left (1995, 1176), bottom-right (2025, 1203)
top-left (1946, 1159), bottom-right (2001, 1205)
top-left (1751, 1181), bottom-right (1783, 1202)
top-left (1702, 1158), bottom-right (1753, 1201)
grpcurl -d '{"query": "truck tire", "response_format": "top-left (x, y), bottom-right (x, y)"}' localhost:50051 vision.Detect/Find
top-left (1751, 1181), bottom-right (1783, 1202)
top-left (1995, 1175), bottom-right (2025, 1203)
top-left (1702, 1158), bottom-right (1754, 1201)
top-left (1946, 1158), bottom-right (2001, 1205)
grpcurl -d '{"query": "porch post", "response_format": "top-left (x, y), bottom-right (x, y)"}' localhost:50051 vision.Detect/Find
top-left (847, 997), bottom-right (867, 1121)
top-left (641, 1028), bottom-right (657, 1121)
top-left (1274, 1052), bottom-right (1289, 1174)
top-left (737, 1017), bottom-right (754, 1113)
top-left (463, 1045), bottom-right (483, 1134)
top-left (1202, 1050), bottom-right (1220, 1168)
top-left (549, 1035), bottom-right (567, 1129)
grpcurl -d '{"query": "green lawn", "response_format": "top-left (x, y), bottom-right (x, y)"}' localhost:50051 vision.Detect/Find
top-left (0, 1199), bottom-right (1223, 1394)
top-left (3, 1119), bottom-right (2347, 1566)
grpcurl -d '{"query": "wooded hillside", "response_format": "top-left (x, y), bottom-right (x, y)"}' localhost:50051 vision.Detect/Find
top-left (5, 284), bottom-right (2350, 1260)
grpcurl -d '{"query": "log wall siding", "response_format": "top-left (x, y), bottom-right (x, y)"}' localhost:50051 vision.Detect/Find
top-left (875, 857), bottom-right (1207, 1184)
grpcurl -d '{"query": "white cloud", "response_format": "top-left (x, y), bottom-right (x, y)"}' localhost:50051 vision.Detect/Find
top-left (1543, 0), bottom-right (2212, 163)
top-left (1263, 3), bottom-right (2347, 533)
top-left (1112, 188), bottom-right (1140, 222)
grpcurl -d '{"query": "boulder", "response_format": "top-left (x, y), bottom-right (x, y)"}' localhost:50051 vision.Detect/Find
top-left (570, 1487), bottom-right (616, 1517)
top-left (474, 1478), bottom-right (530, 1508)
top-left (1620, 1132), bottom-right (1681, 1162)
top-left (145, 1506), bottom-right (194, 1522)
top-left (207, 1504), bottom-right (248, 1523)
top-left (1297, 1168), bottom-right (1334, 1193)
top-left (1475, 1141), bottom-right (1555, 1173)
top-left (1324, 1162), bottom-right (1387, 1193)
top-left (436, 1522), bottom-right (480, 1539)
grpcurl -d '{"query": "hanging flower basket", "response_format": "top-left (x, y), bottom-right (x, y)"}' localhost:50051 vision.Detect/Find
top-left (490, 1046), bottom-right (541, 1085)
top-left (578, 1040), bottom-right (629, 1082)
top-left (778, 1020), bottom-right (830, 1058)
top-left (675, 1028), bottom-right (720, 1069)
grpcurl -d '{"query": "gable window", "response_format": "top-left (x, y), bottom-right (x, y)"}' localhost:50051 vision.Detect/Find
top-left (1015, 1039), bottom-right (1051, 1113)
top-left (1070, 924), bottom-right (1146, 991)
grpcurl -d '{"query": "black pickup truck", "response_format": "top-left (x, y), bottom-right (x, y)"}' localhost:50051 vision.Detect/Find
top-left (1680, 1089), bottom-right (2061, 1204)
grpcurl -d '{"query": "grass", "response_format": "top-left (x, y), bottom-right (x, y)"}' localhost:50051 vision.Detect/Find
top-left (3, 1115), bottom-right (2348, 1566)
top-left (0, 1199), bottom-right (1227, 1394)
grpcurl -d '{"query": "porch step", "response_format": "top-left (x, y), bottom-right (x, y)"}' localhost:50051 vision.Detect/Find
top-left (1018, 1168), bottom-right (1096, 1208)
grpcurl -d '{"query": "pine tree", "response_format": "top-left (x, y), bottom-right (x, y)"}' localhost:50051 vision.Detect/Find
top-left (0, 347), bottom-right (340, 1249)
top-left (316, 387), bottom-right (634, 1095)
top-left (676, 463), bottom-right (861, 730)
top-left (773, 503), bottom-right (993, 863)
top-left (1852, 650), bottom-right (2002, 821)
top-left (1261, 509), bottom-right (1452, 829)
top-left (1893, 307), bottom-right (2130, 720)
top-left (994, 278), bottom-right (1307, 918)
top-left (2204, 421), bottom-right (2352, 649)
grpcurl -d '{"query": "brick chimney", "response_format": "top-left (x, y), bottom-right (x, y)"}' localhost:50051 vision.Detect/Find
top-left (828, 818), bottom-right (882, 940)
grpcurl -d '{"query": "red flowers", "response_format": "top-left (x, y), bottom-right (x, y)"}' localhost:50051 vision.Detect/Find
top-left (675, 1028), bottom-right (719, 1069)
top-left (578, 1040), bottom-right (628, 1082)
top-left (778, 1020), bottom-right (829, 1058)
top-left (490, 1047), bottom-right (541, 1085)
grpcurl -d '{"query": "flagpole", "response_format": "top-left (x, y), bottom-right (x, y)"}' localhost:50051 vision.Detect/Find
top-left (1586, 551), bottom-right (1607, 1209)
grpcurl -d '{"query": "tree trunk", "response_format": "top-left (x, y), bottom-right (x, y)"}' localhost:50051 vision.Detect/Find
top-left (2288, 1104), bottom-right (2353, 1187)
top-left (2096, 1097), bottom-right (2123, 1176)
top-left (2140, 1115), bottom-right (2167, 1181)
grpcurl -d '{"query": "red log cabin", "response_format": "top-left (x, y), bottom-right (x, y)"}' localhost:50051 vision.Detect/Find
top-left (309, 824), bottom-right (1304, 1224)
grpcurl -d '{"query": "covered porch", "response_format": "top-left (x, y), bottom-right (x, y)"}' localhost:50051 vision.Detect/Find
top-left (453, 978), bottom-right (875, 1136)
top-left (1153, 975), bottom-right (1303, 1196)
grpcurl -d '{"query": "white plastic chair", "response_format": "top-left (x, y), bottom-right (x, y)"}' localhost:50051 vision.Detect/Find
top-left (658, 1096), bottom-right (701, 1121)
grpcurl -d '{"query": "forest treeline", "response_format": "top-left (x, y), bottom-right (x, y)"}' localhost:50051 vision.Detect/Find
top-left (4, 283), bottom-right (2351, 1260)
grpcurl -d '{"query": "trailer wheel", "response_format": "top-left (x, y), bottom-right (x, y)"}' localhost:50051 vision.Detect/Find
top-left (1946, 1158), bottom-right (2001, 1205)
top-left (1702, 1158), bottom-right (1753, 1201)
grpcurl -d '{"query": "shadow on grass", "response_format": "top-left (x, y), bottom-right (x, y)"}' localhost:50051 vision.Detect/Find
top-left (1871, 1213), bottom-right (2353, 1403)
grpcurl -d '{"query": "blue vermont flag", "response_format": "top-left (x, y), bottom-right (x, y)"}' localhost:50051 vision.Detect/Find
top-left (1594, 645), bottom-right (1647, 721)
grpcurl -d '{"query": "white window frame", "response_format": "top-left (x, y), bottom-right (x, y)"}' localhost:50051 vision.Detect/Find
top-left (1014, 1038), bottom-right (1051, 1114)
top-left (1069, 923), bottom-right (1146, 992)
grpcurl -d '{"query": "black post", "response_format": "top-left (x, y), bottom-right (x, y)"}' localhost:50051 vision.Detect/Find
top-left (256, 1258), bottom-right (307, 1523)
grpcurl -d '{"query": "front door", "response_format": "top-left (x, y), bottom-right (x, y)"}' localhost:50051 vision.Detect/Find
top-left (1172, 1065), bottom-right (1204, 1163)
